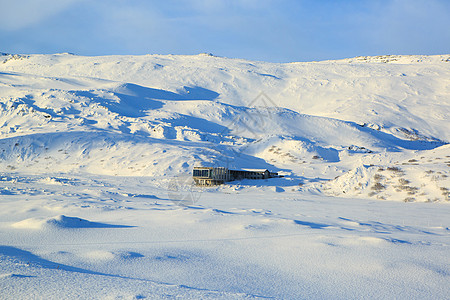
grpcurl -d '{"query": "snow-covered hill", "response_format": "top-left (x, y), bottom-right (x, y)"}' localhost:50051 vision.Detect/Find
top-left (0, 52), bottom-right (448, 201)
top-left (2, 52), bottom-right (449, 140)
top-left (1, 52), bottom-right (449, 299)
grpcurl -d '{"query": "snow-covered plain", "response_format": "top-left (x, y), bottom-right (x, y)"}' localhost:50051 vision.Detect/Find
top-left (0, 52), bottom-right (449, 299)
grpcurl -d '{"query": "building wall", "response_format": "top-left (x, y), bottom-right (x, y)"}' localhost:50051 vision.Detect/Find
top-left (193, 167), bottom-right (276, 185)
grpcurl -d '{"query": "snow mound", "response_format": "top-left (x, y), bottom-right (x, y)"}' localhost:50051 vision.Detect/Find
top-left (321, 144), bottom-right (450, 202)
top-left (11, 215), bottom-right (133, 230)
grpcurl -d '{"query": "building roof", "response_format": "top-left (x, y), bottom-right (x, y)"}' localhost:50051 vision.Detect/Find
top-left (193, 167), bottom-right (273, 173)
top-left (239, 169), bottom-right (269, 173)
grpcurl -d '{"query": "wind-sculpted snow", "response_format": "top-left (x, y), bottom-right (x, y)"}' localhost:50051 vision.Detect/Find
top-left (11, 215), bottom-right (135, 230)
top-left (0, 174), bottom-right (449, 299)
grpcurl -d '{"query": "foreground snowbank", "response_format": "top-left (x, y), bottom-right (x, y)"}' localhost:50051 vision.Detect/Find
top-left (1, 173), bottom-right (449, 299)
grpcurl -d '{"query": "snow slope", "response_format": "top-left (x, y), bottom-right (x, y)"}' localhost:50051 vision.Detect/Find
top-left (0, 53), bottom-right (449, 299)
top-left (2, 52), bottom-right (449, 142)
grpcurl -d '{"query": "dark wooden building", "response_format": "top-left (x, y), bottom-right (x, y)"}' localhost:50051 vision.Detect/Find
top-left (193, 167), bottom-right (278, 186)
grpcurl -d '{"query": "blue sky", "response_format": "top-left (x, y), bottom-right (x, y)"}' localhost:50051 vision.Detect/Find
top-left (1, 0), bottom-right (449, 62)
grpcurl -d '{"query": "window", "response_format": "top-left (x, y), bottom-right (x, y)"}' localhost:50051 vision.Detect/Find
top-left (194, 169), bottom-right (210, 177)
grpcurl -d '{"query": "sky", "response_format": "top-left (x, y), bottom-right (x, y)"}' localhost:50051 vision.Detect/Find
top-left (1, 0), bottom-right (449, 62)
